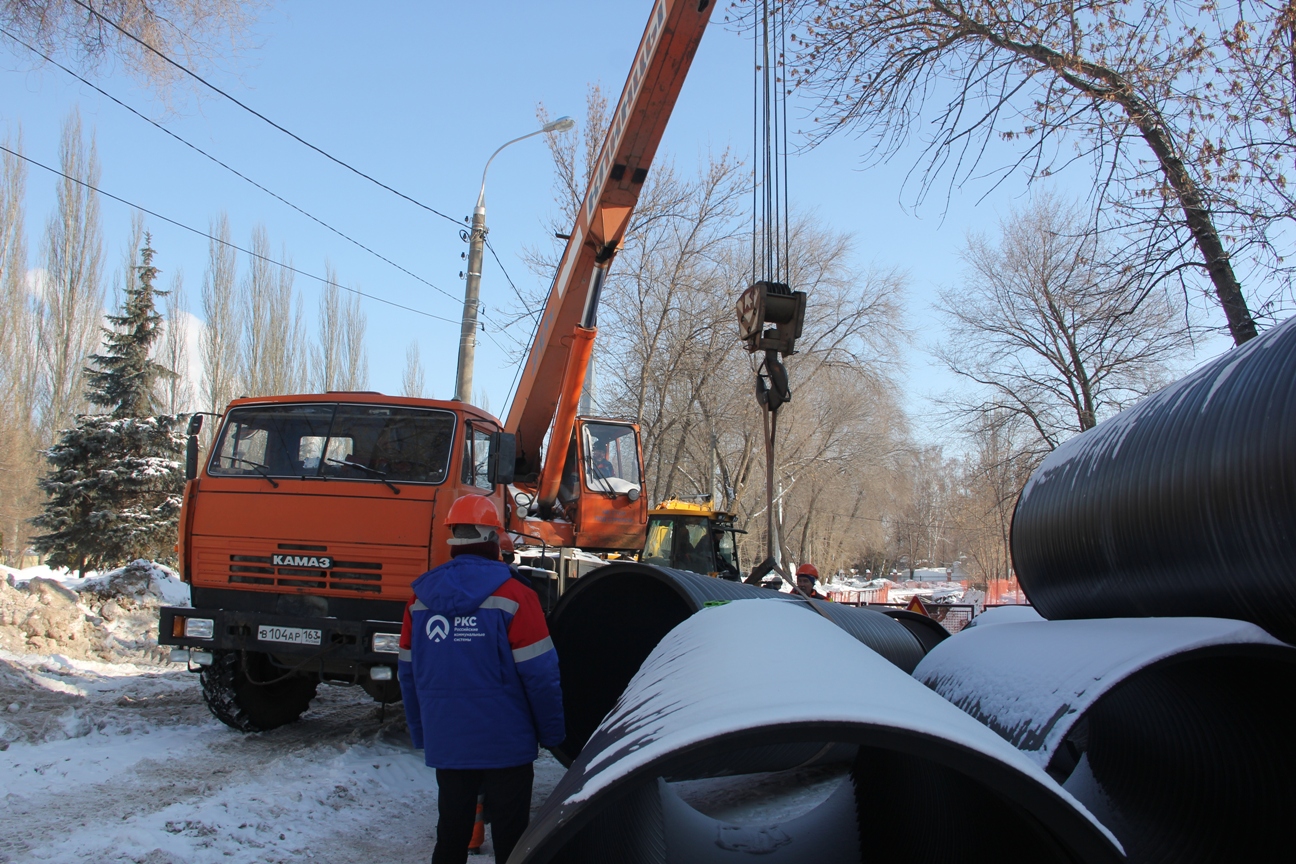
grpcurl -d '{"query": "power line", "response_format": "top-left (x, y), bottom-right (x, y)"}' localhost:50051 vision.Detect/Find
top-left (484, 236), bottom-right (541, 326)
top-left (0, 26), bottom-right (469, 311)
top-left (0, 142), bottom-right (460, 324)
top-left (504, 296), bottom-right (545, 417)
top-left (68, 0), bottom-right (462, 227)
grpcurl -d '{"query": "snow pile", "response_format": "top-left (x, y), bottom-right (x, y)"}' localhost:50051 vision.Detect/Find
top-left (0, 559), bottom-right (189, 664)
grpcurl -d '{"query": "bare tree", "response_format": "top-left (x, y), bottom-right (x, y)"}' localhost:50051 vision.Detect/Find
top-left (38, 109), bottom-right (103, 436)
top-left (312, 265), bottom-right (342, 392)
top-left (1, 0), bottom-right (260, 92)
top-left (784, 0), bottom-right (1293, 344)
top-left (529, 84), bottom-right (913, 576)
top-left (266, 246), bottom-right (305, 394)
top-left (892, 446), bottom-right (959, 573)
top-left (237, 225), bottom-right (303, 396)
top-left (200, 213), bottom-right (240, 412)
top-left (0, 131), bottom-right (41, 565)
top-left (158, 269), bottom-right (192, 413)
top-left (0, 132), bottom-right (31, 419)
top-left (951, 409), bottom-right (1037, 585)
top-left (339, 290), bottom-right (367, 391)
top-left (936, 194), bottom-right (1193, 454)
top-left (538, 85), bottom-right (611, 232)
top-left (402, 340), bottom-right (426, 398)
top-left (240, 224), bottom-right (272, 396)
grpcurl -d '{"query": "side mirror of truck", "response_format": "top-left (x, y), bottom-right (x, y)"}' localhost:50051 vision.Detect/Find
top-left (185, 414), bottom-right (204, 481)
top-left (488, 431), bottom-right (516, 487)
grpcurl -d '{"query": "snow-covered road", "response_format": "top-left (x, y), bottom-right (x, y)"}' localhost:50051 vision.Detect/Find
top-left (0, 564), bottom-right (854, 863)
top-left (0, 653), bottom-right (566, 864)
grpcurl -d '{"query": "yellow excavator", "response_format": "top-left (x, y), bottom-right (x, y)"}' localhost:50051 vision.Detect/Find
top-left (641, 498), bottom-right (744, 580)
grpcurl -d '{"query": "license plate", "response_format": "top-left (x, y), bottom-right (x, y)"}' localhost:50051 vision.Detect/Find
top-left (258, 625), bottom-right (322, 646)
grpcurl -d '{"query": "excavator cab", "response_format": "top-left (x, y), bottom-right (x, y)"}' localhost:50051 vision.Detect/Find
top-left (642, 499), bottom-right (742, 580)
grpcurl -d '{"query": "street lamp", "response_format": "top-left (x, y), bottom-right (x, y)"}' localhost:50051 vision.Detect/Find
top-left (454, 115), bottom-right (576, 403)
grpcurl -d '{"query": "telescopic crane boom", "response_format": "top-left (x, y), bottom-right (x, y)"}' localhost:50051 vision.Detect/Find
top-left (504, 0), bottom-right (716, 550)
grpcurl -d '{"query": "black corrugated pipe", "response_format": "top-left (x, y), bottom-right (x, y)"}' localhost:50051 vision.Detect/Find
top-left (512, 600), bottom-right (1124, 864)
top-left (1011, 313), bottom-right (1296, 642)
top-left (916, 616), bottom-right (1296, 863)
top-left (547, 562), bottom-right (926, 765)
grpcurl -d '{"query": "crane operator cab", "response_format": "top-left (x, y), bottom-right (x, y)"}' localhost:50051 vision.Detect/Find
top-left (642, 499), bottom-right (743, 580)
top-left (540, 417), bottom-right (646, 551)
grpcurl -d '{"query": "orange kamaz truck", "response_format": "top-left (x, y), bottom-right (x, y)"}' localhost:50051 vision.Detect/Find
top-left (160, 394), bottom-right (652, 730)
top-left (159, 0), bottom-right (719, 732)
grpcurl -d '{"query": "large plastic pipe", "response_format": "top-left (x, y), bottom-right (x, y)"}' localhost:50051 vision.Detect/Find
top-left (512, 600), bottom-right (1123, 864)
top-left (915, 616), bottom-right (1296, 863)
top-left (1011, 313), bottom-right (1296, 643)
top-left (547, 562), bottom-right (926, 764)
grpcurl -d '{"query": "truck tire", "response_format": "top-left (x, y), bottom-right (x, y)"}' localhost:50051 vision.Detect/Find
top-left (200, 650), bottom-right (319, 732)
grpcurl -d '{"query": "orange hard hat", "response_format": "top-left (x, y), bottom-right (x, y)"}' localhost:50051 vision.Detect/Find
top-left (499, 533), bottom-right (515, 555)
top-left (796, 563), bottom-right (819, 579)
top-left (445, 494), bottom-right (503, 546)
top-left (445, 494), bottom-right (503, 529)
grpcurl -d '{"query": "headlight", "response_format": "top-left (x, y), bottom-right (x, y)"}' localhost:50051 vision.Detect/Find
top-left (369, 666), bottom-right (393, 681)
top-left (184, 618), bottom-right (215, 639)
top-left (372, 633), bottom-right (401, 653)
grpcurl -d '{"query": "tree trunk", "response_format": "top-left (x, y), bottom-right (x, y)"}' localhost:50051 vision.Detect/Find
top-left (947, 9), bottom-right (1262, 345)
top-left (1118, 94), bottom-right (1258, 345)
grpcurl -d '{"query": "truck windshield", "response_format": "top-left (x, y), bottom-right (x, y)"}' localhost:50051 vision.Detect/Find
top-left (209, 404), bottom-right (455, 484)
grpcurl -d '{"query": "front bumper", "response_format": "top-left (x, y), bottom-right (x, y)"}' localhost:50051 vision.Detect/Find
top-left (158, 606), bottom-right (401, 668)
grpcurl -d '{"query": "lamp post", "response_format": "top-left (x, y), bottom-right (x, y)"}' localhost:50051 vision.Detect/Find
top-left (454, 116), bottom-right (576, 403)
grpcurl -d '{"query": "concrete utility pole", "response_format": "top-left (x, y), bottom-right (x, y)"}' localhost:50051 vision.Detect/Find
top-left (454, 116), bottom-right (575, 403)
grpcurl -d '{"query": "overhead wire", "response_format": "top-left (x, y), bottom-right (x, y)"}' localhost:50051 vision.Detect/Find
top-left (68, 0), bottom-right (462, 227)
top-left (485, 237), bottom-right (542, 326)
top-left (0, 142), bottom-right (459, 324)
top-left (504, 296), bottom-right (544, 419)
top-left (24, 2), bottom-right (539, 373)
top-left (0, 25), bottom-right (471, 312)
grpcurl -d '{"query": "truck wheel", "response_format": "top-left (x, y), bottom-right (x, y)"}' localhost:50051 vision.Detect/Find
top-left (200, 650), bottom-right (319, 732)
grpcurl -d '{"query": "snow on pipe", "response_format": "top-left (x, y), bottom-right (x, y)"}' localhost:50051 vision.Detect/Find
top-left (915, 616), bottom-right (1296, 863)
top-left (1010, 313), bottom-right (1296, 643)
top-left (511, 600), bottom-right (1124, 864)
top-left (547, 561), bottom-right (926, 766)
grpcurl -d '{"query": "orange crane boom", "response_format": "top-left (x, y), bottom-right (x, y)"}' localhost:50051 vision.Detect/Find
top-left (505, 0), bottom-right (716, 500)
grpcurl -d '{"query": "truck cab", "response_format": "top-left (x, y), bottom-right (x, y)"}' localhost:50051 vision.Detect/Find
top-left (161, 393), bottom-right (513, 731)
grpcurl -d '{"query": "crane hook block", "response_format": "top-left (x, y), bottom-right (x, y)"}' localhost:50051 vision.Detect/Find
top-left (737, 281), bottom-right (806, 355)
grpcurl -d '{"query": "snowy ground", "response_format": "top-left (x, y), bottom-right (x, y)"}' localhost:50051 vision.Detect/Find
top-left (0, 648), bottom-right (568, 863)
top-left (1, 562), bottom-right (832, 863)
top-left (0, 563), bottom-right (568, 863)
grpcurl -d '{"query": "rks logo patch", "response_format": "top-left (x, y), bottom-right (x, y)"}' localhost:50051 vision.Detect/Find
top-left (426, 615), bottom-right (450, 642)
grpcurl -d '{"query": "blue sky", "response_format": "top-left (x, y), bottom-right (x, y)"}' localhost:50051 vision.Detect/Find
top-left (0, 1), bottom-right (1228, 442)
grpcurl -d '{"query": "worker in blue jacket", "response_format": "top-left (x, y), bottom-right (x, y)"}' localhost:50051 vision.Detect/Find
top-left (400, 494), bottom-right (565, 864)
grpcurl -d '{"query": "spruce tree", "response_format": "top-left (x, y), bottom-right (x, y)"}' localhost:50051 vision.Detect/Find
top-left (85, 235), bottom-right (174, 416)
top-left (32, 235), bottom-right (186, 573)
